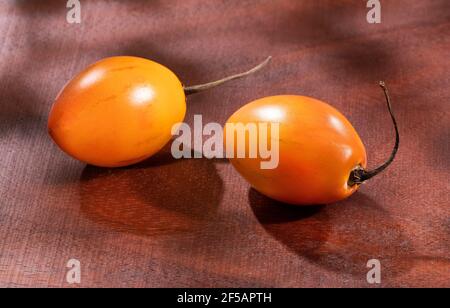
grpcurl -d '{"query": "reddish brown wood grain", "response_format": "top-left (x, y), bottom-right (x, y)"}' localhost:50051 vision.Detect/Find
top-left (0, 0), bottom-right (449, 288)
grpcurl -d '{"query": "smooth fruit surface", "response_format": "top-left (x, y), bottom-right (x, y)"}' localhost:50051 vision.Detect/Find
top-left (48, 56), bottom-right (186, 167)
top-left (225, 95), bottom-right (367, 205)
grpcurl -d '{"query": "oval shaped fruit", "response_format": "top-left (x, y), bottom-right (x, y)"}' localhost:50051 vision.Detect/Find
top-left (48, 56), bottom-right (186, 167)
top-left (226, 95), bottom-right (367, 205)
top-left (48, 56), bottom-right (271, 167)
top-left (226, 82), bottom-right (398, 206)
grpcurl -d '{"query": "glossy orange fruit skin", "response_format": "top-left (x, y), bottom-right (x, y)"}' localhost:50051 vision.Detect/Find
top-left (225, 95), bottom-right (367, 205)
top-left (48, 56), bottom-right (186, 167)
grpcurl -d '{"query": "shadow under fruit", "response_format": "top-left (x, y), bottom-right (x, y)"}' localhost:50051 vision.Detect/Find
top-left (79, 146), bottom-right (224, 236)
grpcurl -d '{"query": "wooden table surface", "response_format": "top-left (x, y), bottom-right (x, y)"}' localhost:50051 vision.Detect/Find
top-left (0, 0), bottom-right (449, 288)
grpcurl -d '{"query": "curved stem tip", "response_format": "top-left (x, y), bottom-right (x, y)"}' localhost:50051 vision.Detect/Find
top-left (184, 56), bottom-right (272, 95)
top-left (348, 81), bottom-right (400, 187)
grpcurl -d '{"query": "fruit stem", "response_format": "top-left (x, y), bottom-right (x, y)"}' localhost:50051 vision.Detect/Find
top-left (348, 81), bottom-right (400, 187)
top-left (184, 56), bottom-right (272, 95)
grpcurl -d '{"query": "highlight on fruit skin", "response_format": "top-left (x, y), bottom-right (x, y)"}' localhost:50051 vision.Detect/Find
top-left (48, 56), bottom-right (271, 167)
top-left (225, 82), bottom-right (399, 206)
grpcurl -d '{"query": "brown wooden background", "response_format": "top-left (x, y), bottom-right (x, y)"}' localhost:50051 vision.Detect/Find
top-left (0, 0), bottom-right (448, 288)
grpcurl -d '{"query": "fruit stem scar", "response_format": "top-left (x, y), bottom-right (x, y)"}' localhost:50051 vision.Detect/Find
top-left (183, 56), bottom-right (272, 95)
top-left (348, 81), bottom-right (400, 187)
